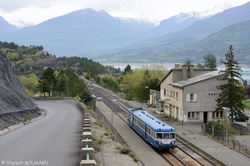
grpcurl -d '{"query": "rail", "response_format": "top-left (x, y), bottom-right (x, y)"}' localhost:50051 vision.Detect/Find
top-left (89, 84), bottom-right (222, 165)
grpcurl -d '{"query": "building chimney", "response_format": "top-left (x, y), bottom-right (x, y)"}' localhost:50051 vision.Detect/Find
top-left (182, 65), bottom-right (188, 80)
top-left (175, 64), bottom-right (180, 69)
top-left (189, 65), bottom-right (194, 78)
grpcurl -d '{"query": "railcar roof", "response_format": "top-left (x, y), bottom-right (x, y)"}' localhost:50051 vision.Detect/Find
top-left (128, 108), bottom-right (175, 132)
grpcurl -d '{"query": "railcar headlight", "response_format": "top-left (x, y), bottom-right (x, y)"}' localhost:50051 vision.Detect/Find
top-left (159, 141), bottom-right (163, 145)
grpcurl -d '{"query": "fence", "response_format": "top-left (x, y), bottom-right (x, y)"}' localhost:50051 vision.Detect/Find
top-left (204, 123), bottom-right (250, 157)
top-left (94, 107), bottom-right (127, 145)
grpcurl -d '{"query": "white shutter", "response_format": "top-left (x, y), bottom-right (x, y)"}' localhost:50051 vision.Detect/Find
top-left (186, 94), bottom-right (190, 101)
top-left (194, 94), bottom-right (197, 101)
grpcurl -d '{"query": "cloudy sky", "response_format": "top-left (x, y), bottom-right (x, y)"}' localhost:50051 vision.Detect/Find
top-left (0, 0), bottom-right (249, 26)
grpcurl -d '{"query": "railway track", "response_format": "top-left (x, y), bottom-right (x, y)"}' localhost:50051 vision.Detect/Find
top-left (88, 83), bottom-right (217, 166)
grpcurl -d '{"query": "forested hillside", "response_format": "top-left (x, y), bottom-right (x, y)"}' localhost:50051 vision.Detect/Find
top-left (0, 41), bottom-right (112, 76)
top-left (0, 41), bottom-right (116, 97)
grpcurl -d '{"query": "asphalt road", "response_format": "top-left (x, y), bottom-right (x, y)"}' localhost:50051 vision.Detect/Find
top-left (0, 100), bottom-right (83, 166)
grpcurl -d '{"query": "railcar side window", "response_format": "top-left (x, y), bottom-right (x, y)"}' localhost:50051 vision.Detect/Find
top-left (170, 133), bottom-right (175, 139)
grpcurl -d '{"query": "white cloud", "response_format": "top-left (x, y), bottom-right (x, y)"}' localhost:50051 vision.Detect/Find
top-left (0, 0), bottom-right (249, 26)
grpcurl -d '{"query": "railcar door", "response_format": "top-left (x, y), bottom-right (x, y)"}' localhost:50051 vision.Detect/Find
top-left (131, 114), bottom-right (134, 127)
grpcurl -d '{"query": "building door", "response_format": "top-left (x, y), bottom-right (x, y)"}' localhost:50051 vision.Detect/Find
top-left (203, 112), bottom-right (208, 123)
top-left (176, 107), bottom-right (179, 119)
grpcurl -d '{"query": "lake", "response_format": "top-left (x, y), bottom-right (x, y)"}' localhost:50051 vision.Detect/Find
top-left (101, 63), bottom-right (250, 84)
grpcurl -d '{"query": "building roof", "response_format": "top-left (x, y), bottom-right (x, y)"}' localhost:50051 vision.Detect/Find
top-left (169, 70), bottom-right (224, 88)
top-left (158, 68), bottom-right (215, 85)
top-left (128, 108), bottom-right (175, 132)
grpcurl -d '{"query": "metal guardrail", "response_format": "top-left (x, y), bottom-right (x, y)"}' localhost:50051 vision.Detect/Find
top-left (204, 123), bottom-right (250, 157)
top-left (94, 107), bottom-right (127, 145)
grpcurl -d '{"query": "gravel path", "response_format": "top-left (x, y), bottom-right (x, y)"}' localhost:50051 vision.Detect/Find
top-left (88, 109), bottom-right (143, 166)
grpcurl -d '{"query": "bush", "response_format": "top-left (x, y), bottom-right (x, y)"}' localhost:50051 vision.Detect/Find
top-left (95, 138), bottom-right (105, 144)
top-left (116, 146), bottom-right (140, 162)
top-left (24, 113), bottom-right (31, 122)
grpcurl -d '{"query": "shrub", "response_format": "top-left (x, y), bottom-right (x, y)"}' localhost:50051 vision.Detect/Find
top-left (95, 139), bottom-right (105, 144)
top-left (24, 113), bottom-right (31, 122)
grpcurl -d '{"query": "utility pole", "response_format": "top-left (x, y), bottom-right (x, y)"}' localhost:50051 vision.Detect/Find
top-left (222, 107), bottom-right (230, 147)
top-left (111, 99), bottom-right (117, 131)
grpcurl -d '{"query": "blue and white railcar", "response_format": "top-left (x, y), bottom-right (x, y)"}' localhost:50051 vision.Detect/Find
top-left (127, 108), bottom-right (176, 150)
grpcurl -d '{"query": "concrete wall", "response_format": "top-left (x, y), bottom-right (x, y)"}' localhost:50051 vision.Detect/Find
top-left (182, 76), bottom-right (225, 123)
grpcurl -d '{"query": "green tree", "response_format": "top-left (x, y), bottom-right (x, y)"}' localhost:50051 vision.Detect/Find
top-left (37, 79), bottom-right (50, 98)
top-left (38, 67), bottom-right (57, 97)
top-left (148, 78), bottom-right (160, 91)
top-left (215, 45), bottom-right (245, 122)
top-left (56, 71), bottom-right (67, 98)
top-left (120, 72), bottom-right (143, 100)
top-left (197, 63), bottom-right (205, 69)
top-left (85, 73), bottom-right (91, 80)
top-left (137, 70), bottom-right (151, 102)
top-left (203, 53), bottom-right (217, 69)
top-left (183, 58), bottom-right (193, 66)
top-left (95, 76), bottom-right (101, 84)
top-left (64, 68), bottom-right (88, 97)
top-left (246, 86), bottom-right (250, 98)
top-left (123, 64), bottom-right (133, 75)
top-left (79, 88), bottom-right (92, 102)
top-left (65, 69), bottom-right (80, 96)
top-left (19, 73), bottom-right (39, 95)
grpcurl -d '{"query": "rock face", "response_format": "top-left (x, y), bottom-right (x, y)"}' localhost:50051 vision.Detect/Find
top-left (0, 51), bottom-right (36, 115)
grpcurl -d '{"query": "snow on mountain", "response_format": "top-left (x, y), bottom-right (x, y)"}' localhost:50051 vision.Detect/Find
top-left (117, 17), bottom-right (158, 26)
top-left (199, 3), bottom-right (235, 18)
top-left (175, 11), bottom-right (200, 20)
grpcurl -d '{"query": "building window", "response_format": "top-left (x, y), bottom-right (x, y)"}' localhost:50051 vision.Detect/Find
top-left (188, 112), bottom-right (200, 119)
top-left (187, 94), bottom-right (197, 102)
top-left (190, 94), bottom-right (194, 101)
top-left (212, 111), bottom-right (223, 119)
top-left (164, 89), bottom-right (166, 96)
top-left (176, 92), bottom-right (179, 100)
top-left (172, 91), bottom-right (175, 98)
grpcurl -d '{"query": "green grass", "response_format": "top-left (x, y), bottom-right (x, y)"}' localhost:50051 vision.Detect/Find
top-left (24, 113), bottom-right (31, 122)
top-left (164, 115), bottom-right (178, 122)
top-left (115, 146), bottom-right (139, 162)
top-left (95, 138), bottom-right (105, 144)
top-left (2, 125), bottom-right (10, 130)
top-left (244, 100), bottom-right (250, 109)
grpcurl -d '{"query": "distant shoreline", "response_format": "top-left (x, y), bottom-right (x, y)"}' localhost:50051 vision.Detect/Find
top-left (101, 62), bottom-right (250, 83)
top-left (101, 62), bottom-right (250, 70)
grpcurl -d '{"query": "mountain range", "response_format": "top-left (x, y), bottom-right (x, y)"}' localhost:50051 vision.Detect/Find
top-left (0, 16), bottom-right (17, 36)
top-left (0, 2), bottom-right (250, 64)
top-left (0, 9), bottom-right (156, 57)
top-left (103, 2), bottom-right (250, 63)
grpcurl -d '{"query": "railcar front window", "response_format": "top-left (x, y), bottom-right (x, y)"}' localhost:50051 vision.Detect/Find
top-left (170, 133), bottom-right (175, 139)
top-left (157, 133), bottom-right (175, 139)
top-left (163, 133), bottom-right (169, 139)
top-left (156, 133), bottom-right (162, 139)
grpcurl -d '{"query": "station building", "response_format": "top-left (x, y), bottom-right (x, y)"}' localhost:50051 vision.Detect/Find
top-left (158, 65), bottom-right (225, 123)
